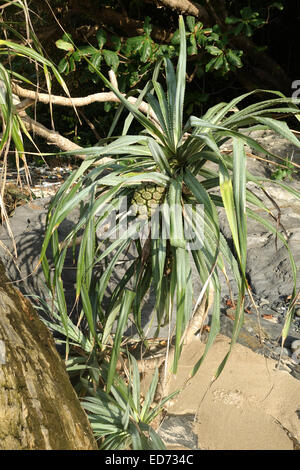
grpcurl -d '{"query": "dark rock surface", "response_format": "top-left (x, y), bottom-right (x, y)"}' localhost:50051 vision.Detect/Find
top-left (0, 198), bottom-right (81, 305)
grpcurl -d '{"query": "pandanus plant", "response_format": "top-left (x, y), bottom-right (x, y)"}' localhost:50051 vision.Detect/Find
top-left (41, 16), bottom-right (300, 389)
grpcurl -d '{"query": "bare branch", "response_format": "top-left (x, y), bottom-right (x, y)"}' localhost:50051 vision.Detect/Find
top-left (16, 98), bottom-right (35, 112)
top-left (11, 68), bottom-right (163, 164)
top-left (12, 83), bottom-right (158, 122)
top-left (12, 68), bottom-right (163, 164)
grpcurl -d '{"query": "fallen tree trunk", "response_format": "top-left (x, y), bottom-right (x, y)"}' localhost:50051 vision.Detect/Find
top-left (0, 260), bottom-right (97, 450)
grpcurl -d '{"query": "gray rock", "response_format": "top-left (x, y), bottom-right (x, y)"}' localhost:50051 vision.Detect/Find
top-left (0, 198), bottom-right (51, 299)
top-left (272, 346), bottom-right (291, 358)
top-left (216, 179), bottom-right (300, 301)
top-left (291, 348), bottom-right (300, 363)
top-left (291, 339), bottom-right (300, 352)
top-left (0, 198), bottom-right (82, 318)
top-left (260, 305), bottom-right (278, 316)
top-left (219, 314), bottom-right (268, 352)
top-left (295, 308), bottom-right (300, 317)
top-left (291, 364), bottom-right (300, 381)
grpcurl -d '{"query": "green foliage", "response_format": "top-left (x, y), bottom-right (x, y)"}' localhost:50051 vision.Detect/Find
top-left (225, 6), bottom-right (266, 36)
top-left (80, 358), bottom-right (177, 450)
top-left (33, 290), bottom-right (176, 450)
top-left (2, 0), bottom-right (288, 146)
top-left (0, 27), bottom-right (71, 169)
top-left (1, 3), bottom-right (298, 451)
top-left (53, 1), bottom-right (284, 97)
top-left (54, 14), bottom-right (245, 90)
top-left (41, 16), bottom-right (300, 393)
top-left (270, 157), bottom-right (296, 181)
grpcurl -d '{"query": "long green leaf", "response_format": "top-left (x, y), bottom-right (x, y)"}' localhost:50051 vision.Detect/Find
top-left (174, 15), bottom-right (186, 146)
top-left (253, 116), bottom-right (300, 148)
top-left (168, 178), bottom-right (185, 248)
top-left (232, 138), bottom-right (247, 269)
top-left (140, 367), bottom-right (159, 421)
top-left (219, 159), bottom-right (241, 261)
top-left (107, 290), bottom-right (135, 392)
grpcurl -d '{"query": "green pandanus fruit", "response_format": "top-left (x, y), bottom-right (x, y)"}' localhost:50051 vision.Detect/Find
top-left (131, 184), bottom-right (166, 218)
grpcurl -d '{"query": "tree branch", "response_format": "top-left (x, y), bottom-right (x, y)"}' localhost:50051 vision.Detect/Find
top-left (14, 69), bottom-right (160, 163)
top-left (19, 111), bottom-right (112, 165)
top-left (12, 83), bottom-right (158, 123)
top-left (148, 0), bottom-right (210, 23)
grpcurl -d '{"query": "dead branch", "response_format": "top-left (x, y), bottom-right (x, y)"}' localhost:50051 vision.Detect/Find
top-left (19, 111), bottom-right (112, 165)
top-left (12, 84), bottom-right (158, 122)
top-left (12, 69), bottom-right (161, 161)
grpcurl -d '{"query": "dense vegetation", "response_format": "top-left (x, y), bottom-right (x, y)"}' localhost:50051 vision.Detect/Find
top-left (1, 0), bottom-right (299, 147)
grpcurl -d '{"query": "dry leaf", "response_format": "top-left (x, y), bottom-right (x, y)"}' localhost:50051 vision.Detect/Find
top-left (262, 314), bottom-right (273, 320)
top-left (226, 298), bottom-right (236, 308)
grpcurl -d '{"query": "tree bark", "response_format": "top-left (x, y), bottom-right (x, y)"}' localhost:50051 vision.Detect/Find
top-left (0, 260), bottom-right (97, 450)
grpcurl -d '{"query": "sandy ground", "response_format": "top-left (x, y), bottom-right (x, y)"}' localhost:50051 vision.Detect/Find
top-left (157, 335), bottom-right (300, 450)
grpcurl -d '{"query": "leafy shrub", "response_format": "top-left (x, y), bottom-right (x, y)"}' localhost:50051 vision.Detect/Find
top-left (41, 16), bottom-right (300, 387)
